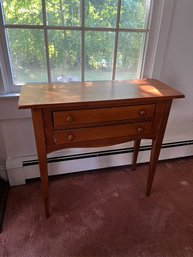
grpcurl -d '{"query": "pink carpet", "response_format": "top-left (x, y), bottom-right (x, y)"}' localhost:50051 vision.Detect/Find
top-left (1, 157), bottom-right (193, 257)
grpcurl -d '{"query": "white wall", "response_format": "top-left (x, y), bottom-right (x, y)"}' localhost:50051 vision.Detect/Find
top-left (156, 0), bottom-right (193, 142)
top-left (0, 0), bottom-right (193, 185)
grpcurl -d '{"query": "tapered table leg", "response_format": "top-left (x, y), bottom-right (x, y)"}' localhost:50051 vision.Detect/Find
top-left (146, 100), bottom-right (172, 196)
top-left (31, 109), bottom-right (50, 218)
top-left (146, 139), bottom-right (162, 196)
top-left (131, 139), bottom-right (141, 171)
top-left (38, 154), bottom-right (49, 218)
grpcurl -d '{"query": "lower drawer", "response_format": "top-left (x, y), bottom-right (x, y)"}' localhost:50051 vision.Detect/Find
top-left (54, 122), bottom-right (153, 145)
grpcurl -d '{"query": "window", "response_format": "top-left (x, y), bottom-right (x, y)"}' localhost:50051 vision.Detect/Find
top-left (0, 0), bottom-right (153, 92)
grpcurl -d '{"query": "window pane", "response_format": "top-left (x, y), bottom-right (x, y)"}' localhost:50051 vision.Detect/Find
top-left (48, 30), bottom-right (81, 82)
top-left (85, 32), bottom-right (115, 81)
top-left (6, 29), bottom-right (47, 84)
top-left (46, 0), bottom-right (80, 26)
top-left (119, 0), bottom-right (150, 29)
top-left (116, 32), bottom-right (143, 80)
top-left (2, 0), bottom-right (43, 25)
top-left (85, 0), bottom-right (118, 28)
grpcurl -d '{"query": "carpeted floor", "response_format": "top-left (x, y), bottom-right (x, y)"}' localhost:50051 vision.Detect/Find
top-left (1, 157), bottom-right (193, 257)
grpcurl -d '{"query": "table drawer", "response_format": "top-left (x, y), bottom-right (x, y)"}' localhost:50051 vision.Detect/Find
top-left (54, 122), bottom-right (153, 145)
top-left (53, 104), bottom-right (155, 127)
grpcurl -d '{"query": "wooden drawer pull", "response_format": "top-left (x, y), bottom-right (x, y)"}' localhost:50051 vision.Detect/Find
top-left (67, 134), bottom-right (74, 141)
top-left (139, 110), bottom-right (146, 116)
top-left (137, 127), bottom-right (143, 133)
top-left (66, 115), bottom-right (73, 123)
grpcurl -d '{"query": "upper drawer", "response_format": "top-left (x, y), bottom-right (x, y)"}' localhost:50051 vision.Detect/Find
top-left (53, 104), bottom-right (155, 127)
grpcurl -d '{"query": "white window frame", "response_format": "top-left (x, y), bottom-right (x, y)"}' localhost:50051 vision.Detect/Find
top-left (0, 0), bottom-right (173, 94)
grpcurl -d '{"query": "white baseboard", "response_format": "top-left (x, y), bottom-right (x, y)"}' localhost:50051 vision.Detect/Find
top-left (6, 141), bottom-right (193, 186)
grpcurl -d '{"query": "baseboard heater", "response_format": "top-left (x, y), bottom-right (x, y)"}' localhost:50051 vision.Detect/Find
top-left (23, 140), bottom-right (193, 167)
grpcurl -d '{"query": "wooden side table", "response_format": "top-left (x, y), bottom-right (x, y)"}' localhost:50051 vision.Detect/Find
top-left (18, 79), bottom-right (184, 217)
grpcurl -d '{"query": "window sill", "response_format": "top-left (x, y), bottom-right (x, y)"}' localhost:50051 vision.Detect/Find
top-left (0, 93), bottom-right (20, 100)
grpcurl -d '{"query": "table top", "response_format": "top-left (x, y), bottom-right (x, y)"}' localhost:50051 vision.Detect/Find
top-left (18, 79), bottom-right (184, 109)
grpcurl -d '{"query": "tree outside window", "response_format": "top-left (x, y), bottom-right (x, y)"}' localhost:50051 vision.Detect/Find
top-left (1, 0), bottom-right (152, 86)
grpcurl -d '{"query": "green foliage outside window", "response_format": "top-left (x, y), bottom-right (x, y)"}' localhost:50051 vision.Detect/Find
top-left (2, 0), bottom-right (149, 84)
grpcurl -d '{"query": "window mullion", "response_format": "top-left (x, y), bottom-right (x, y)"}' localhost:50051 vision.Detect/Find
top-left (81, 0), bottom-right (85, 82)
top-left (112, 0), bottom-right (122, 80)
top-left (42, 0), bottom-right (51, 83)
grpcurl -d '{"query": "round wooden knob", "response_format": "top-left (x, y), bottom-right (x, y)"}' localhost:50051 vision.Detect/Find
top-left (139, 110), bottom-right (146, 116)
top-left (66, 115), bottom-right (73, 123)
top-left (137, 127), bottom-right (143, 133)
top-left (67, 134), bottom-right (74, 141)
